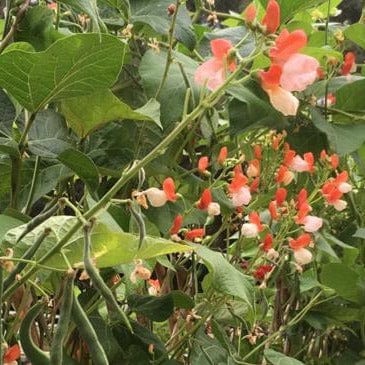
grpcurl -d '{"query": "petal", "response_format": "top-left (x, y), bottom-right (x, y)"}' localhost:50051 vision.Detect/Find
top-left (293, 248), bottom-right (312, 265)
top-left (280, 54), bottom-right (319, 92)
top-left (259, 64), bottom-right (282, 89)
top-left (145, 188), bottom-right (167, 207)
top-left (244, 3), bottom-right (257, 23)
top-left (163, 177), bottom-right (177, 201)
top-left (265, 86), bottom-right (299, 116)
top-left (241, 223), bottom-right (259, 237)
top-left (231, 186), bottom-right (252, 206)
top-left (262, 0), bottom-right (280, 34)
top-left (194, 58), bottom-right (225, 91)
top-left (198, 188), bottom-right (212, 210)
top-left (269, 29), bottom-right (307, 64)
top-left (303, 215), bottom-right (323, 232)
top-left (210, 38), bottom-right (233, 59)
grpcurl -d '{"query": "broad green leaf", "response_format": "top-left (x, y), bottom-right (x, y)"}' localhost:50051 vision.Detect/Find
top-left (264, 349), bottom-right (305, 365)
top-left (320, 263), bottom-right (364, 303)
top-left (130, 0), bottom-right (195, 50)
top-left (2, 216), bottom-right (192, 269)
top-left (311, 108), bottom-right (365, 155)
top-left (14, 6), bottom-right (63, 51)
top-left (139, 50), bottom-right (198, 127)
top-left (227, 84), bottom-right (287, 134)
top-left (0, 33), bottom-right (127, 111)
top-left (28, 110), bottom-right (73, 159)
top-left (58, 149), bottom-right (100, 192)
top-left (193, 244), bottom-right (253, 306)
top-left (303, 46), bottom-right (343, 66)
top-left (344, 23), bottom-right (365, 50)
top-left (0, 214), bottom-right (24, 242)
top-left (335, 79), bottom-right (365, 112)
top-left (0, 89), bottom-right (16, 136)
top-left (60, 90), bottom-right (161, 137)
top-left (59, 0), bottom-right (106, 32)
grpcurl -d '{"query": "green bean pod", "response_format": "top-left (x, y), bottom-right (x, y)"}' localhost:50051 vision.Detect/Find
top-left (19, 301), bottom-right (51, 365)
top-left (50, 271), bottom-right (75, 365)
top-left (3, 228), bottom-right (51, 291)
top-left (83, 223), bottom-right (132, 331)
top-left (71, 294), bottom-right (109, 365)
top-left (129, 203), bottom-right (146, 249)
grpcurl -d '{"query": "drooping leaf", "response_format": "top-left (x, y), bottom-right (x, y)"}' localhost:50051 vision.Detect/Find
top-left (60, 90), bottom-right (161, 137)
top-left (57, 149), bottom-right (99, 192)
top-left (139, 50), bottom-right (198, 127)
top-left (193, 244), bottom-right (253, 306)
top-left (0, 33), bottom-right (127, 111)
top-left (344, 23), bottom-right (365, 50)
top-left (320, 263), bottom-right (365, 304)
top-left (28, 110), bottom-right (73, 159)
top-left (311, 108), bottom-right (365, 155)
top-left (227, 84), bottom-right (287, 134)
top-left (14, 6), bottom-right (63, 51)
top-left (2, 216), bottom-right (193, 269)
top-left (264, 349), bottom-right (305, 365)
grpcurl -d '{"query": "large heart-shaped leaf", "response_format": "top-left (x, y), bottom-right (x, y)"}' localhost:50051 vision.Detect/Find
top-left (2, 216), bottom-right (192, 269)
top-left (0, 33), bottom-right (127, 111)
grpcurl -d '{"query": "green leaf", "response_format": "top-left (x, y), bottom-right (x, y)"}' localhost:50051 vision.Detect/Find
top-left (0, 33), bottom-right (127, 111)
top-left (60, 90), bottom-right (161, 137)
top-left (258, 0), bottom-right (327, 22)
top-left (353, 228), bottom-right (365, 239)
top-left (59, 0), bottom-right (106, 32)
top-left (193, 244), bottom-right (253, 306)
top-left (303, 46), bottom-right (343, 67)
top-left (264, 349), bottom-right (305, 365)
top-left (28, 110), bottom-right (72, 159)
top-left (14, 6), bottom-right (63, 51)
top-left (130, 0), bottom-right (195, 50)
top-left (335, 79), bottom-right (365, 112)
top-left (344, 23), bottom-right (365, 50)
top-left (227, 84), bottom-right (287, 134)
top-left (58, 149), bottom-right (99, 192)
top-left (311, 108), bottom-right (365, 155)
top-left (0, 214), bottom-right (24, 243)
top-left (0, 137), bottom-right (20, 158)
top-left (128, 294), bottom-right (174, 322)
top-left (2, 216), bottom-right (192, 269)
top-left (320, 263), bottom-right (364, 303)
top-left (139, 50), bottom-right (198, 126)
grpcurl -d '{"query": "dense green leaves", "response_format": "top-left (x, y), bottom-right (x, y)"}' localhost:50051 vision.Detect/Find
top-left (0, 33), bottom-right (127, 111)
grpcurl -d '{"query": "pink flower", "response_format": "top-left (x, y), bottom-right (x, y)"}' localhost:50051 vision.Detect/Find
top-left (198, 156), bottom-right (209, 173)
top-left (280, 53), bottom-right (320, 92)
top-left (285, 150), bottom-right (314, 173)
top-left (259, 64), bottom-right (299, 116)
top-left (197, 189), bottom-right (221, 216)
top-left (144, 177), bottom-right (177, 207)
top-left (244, 3), bottom-right (257, 23)
top-left (229, 165), bottom-right (252, 207)
top-left (241, 212), bottom-right (263, 237)
top-left (301, 215), bottom-right (323, 233)
top-left (194, 39), bottom-right (236, 91)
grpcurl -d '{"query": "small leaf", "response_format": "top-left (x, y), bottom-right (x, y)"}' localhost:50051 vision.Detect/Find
top-left (0, 214), bottom-right (24, 242)
top-left (0, 33), bottom-right (127, 111)
top-left (58, 149), bottom-right (99, 192)
top-left (353, 228), bottom-right (365, 239)
top-left (264, 348), bottom-right (305, 365)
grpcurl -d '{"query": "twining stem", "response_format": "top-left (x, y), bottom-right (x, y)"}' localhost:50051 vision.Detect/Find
top-left (24, 156), bottom-right (41, 214)
top-left (2, 54), bottom-right (254, 301)
top-left (154, 0), bottom-right (180, 99)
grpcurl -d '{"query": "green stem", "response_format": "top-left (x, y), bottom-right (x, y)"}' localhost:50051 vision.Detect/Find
top-left (154, 0), bottom-right (180, 99)
top-left (24, 156), bottom-right (41, 215)
top-left (10, 155), bottom-right (21, 209)
top-left (18, 112), bottom-right (37, 153)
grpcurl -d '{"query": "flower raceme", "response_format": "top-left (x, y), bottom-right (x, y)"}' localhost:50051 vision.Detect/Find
top-left (259, 29), bottom-right (320, 115)
top-left (244, 0), bottom-right (280, 34)
top-left (194, 39), bottom-right (236, 91)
